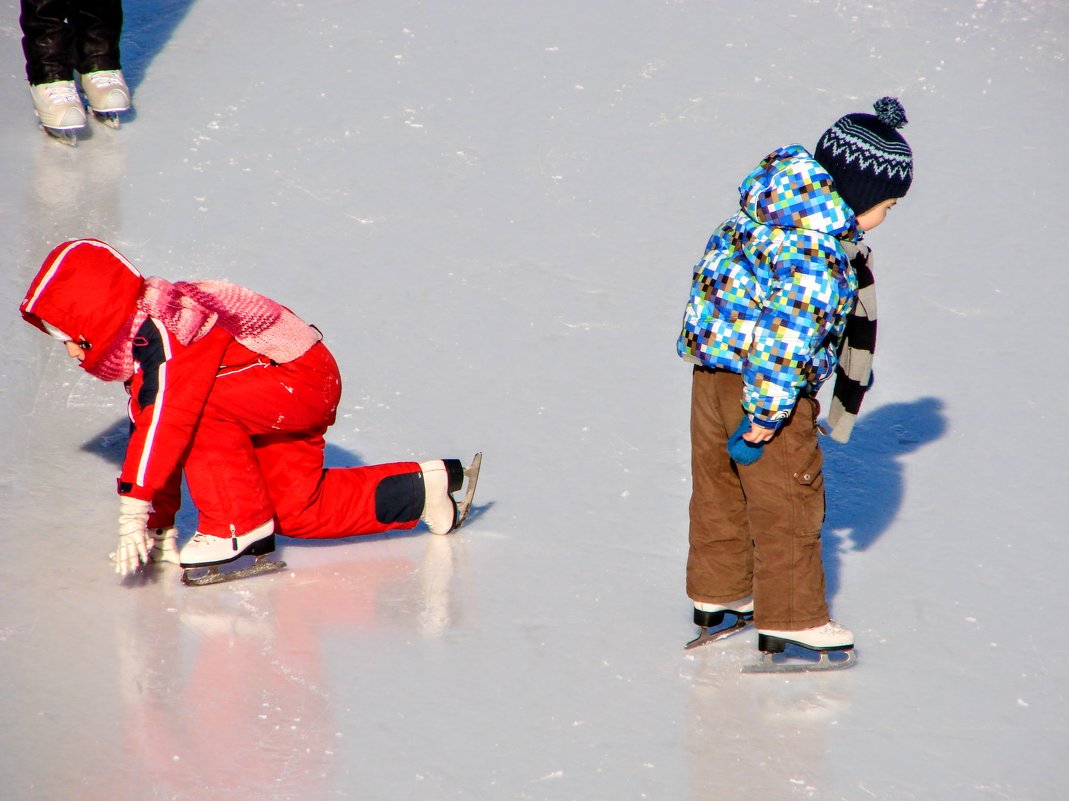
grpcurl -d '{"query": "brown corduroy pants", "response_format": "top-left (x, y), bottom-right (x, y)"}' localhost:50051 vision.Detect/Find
top-left (687, 368), bottom-right (829, 631)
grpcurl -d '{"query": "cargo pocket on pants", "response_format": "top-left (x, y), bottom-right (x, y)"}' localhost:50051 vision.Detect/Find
top-left (793, 447), bottom-right (823, 488)
top-left (792, 447), bottom-right (825, 526)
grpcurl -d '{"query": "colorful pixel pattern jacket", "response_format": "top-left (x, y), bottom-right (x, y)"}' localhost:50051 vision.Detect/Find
top-left (678, 145), bottom-right (861, 427)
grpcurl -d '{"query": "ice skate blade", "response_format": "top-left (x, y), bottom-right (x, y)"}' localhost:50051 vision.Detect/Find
top-left (454, 452), bottom-right (483, 529)
top-left (91, 109), bottom-right (121, 128)
top-left (182, 555), bottom-right (287, 586)
top-left (684, 615), bottom-right (752, 650)
top-left (42, 126), bottom-right (79, 146)
top-left (741, 648), bottom-right (858, 674)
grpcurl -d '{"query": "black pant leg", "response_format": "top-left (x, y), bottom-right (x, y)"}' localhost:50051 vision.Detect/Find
top-left (20, 0), bottom-right (76, 83)
top-left (72, 0), bottom-right (123, 73)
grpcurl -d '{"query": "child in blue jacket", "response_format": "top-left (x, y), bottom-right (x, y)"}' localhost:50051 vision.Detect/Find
top-left (678, 98), bottom-right (912, 664)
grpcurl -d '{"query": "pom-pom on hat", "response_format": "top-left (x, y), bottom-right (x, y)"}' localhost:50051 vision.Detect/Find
top-left (814, 97), bottom-right (913, 217)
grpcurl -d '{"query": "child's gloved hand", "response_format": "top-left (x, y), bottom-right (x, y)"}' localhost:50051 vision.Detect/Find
top-left (114, 496), bottom-right (152, 576)
top-left (727, 417), bottom-right (767, 465)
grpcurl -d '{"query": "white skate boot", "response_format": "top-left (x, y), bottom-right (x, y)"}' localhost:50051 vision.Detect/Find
top-left (179, 521), bottom-right (286, 586)
top-left (149, 527), bottom-right (180, 564)
top-left (420, 453), bottom-right (482, 534)
top-left (694, 595), bottom-right (755, 618)
top-left (685, 595), bottom-right (754, 649)
top-left (80, 69), bottom-right (131, 127)
top-left (744, 620), bottom-right (857, 673)
top-left (29, 80), bottom-right (86, 144)
top-left (419, 459), bottom-right (465, 534)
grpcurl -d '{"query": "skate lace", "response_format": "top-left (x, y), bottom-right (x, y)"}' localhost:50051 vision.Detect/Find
top-left (44, 82), bottom-right (80, 105)
top-left (85, 71), bottom-right (124, 89)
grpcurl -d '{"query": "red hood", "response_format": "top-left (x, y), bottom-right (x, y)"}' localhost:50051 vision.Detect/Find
top-left (20, 239), bottom-right (145, 376)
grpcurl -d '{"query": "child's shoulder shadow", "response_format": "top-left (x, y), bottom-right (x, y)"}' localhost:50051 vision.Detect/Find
top-left (820, 397), bottom-right (947, 595)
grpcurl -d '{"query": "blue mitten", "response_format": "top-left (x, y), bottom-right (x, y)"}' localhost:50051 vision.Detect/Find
top-left (727, 417), bottom-right (766, 465)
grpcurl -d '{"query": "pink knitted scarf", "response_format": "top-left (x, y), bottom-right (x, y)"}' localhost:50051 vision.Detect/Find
top-left (88, 278), bottom-right (321, 382)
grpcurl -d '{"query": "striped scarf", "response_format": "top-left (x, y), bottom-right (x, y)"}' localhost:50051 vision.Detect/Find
top-left (828, 241), bottom-right (876, 443)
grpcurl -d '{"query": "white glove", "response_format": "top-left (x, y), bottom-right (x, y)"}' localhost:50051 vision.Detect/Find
top-left (116, 496), bottom-right (152, 576)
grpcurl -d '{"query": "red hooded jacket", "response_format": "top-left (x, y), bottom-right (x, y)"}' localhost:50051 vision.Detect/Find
top-left (21, 240), bottom-right (274, 505)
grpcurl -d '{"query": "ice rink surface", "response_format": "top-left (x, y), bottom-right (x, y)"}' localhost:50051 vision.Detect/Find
top-left (1, 1), bottom-right (1067, 799)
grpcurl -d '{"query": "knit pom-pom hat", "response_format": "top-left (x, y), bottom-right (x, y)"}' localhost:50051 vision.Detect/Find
top-left (814, 97), bottom-right (913, 217)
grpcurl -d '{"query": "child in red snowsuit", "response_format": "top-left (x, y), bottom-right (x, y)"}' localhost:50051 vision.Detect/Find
top-left (20, 239), bottom-right (471, 576)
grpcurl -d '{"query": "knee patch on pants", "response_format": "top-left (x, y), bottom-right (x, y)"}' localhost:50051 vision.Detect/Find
top-left (375, 472), bottom-right (425, 524)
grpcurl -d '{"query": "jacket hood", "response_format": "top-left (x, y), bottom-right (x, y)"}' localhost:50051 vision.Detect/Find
top-left (739, 144), bottom-right (858, 240)
top-left (20, 239), bottom-right (145, 376)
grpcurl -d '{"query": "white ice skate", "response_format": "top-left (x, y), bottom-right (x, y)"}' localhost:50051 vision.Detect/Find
top-left (29, 80), bottom-right (86, 145)
top-left (149, 527), bottom-right (180, 564)
top-left (743, 620), bottom-right (857, 673)
top-left (179, 522), bottom-right (286, 586)
top-left (420, 453), bottom-right (482, 534)
top-left (80, 69), bottom-right (131, 128)
top-left (685, 595), bottom-right (754, 649)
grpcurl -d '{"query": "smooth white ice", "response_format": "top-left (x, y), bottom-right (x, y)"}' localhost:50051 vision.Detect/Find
top-left (1, 1), bottom-right (1067, 799)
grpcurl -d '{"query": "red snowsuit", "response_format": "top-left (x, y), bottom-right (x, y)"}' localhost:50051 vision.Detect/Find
top-left (20, 239), bottom-right (426, 539)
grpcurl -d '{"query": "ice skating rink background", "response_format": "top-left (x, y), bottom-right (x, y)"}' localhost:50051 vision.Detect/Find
top-left (1, 1), bottom-right (1066, 799)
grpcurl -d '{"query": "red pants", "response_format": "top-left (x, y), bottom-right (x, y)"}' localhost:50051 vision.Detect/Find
top-left (175, 343), bottom-right (424, 539)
